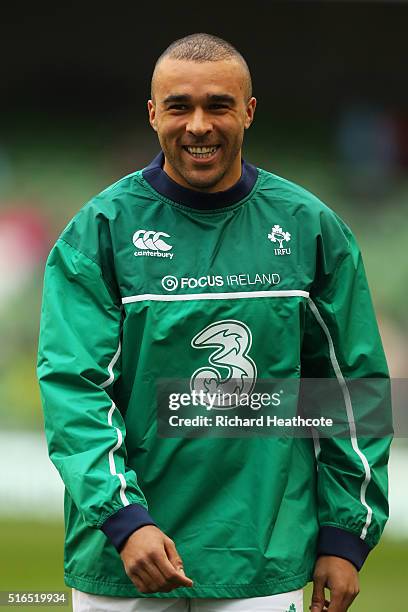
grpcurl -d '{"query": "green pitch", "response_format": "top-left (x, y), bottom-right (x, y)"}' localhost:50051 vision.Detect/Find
top-left (0, 520), bottom-right (406, 611)
top-left (0, 520), bottom-right (66, 611)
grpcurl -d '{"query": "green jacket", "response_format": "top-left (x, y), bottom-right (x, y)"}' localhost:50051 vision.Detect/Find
top-left (37, 153), bottom-right (391, 598)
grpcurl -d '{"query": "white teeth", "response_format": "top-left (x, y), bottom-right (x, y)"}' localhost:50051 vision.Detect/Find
top-left (186, 146), bottom-right (218, 157)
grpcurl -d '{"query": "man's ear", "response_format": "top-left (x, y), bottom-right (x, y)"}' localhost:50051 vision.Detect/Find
top-left (244, 97), bottom-right (257, 130)
top-left (147, 100), bottom-right (157, 132)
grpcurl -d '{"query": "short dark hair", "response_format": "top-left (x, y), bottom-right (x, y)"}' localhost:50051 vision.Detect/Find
top-left (151, 33), bottom-right (252, 101)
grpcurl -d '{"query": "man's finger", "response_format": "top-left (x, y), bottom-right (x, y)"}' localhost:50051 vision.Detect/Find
top-left (310, 575), bottom-right (326, 612)
top-left (163, 538), bottom-right (194, 586)
top-left (151, 551), bottom-right (193, 588)
top-left (325, 588), bottom-right (356, 612)
top-left (128, 573), bottom-right (144, 594)
top-left (139, 561), bottom-right (174, 593)
top-left (131, 567), bottom-right (156, 593)
top-left (148, 551), bottom-right (191, 592)
top-left (164, 537), bottom-right (183, 569)
top-left (158, 556), bottom-right (194, 588)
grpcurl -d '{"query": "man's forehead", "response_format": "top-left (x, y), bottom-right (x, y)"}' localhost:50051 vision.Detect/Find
top-left (153, 57), bottom-right (246, 96)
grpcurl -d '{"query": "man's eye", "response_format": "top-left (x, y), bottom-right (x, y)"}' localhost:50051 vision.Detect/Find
top-left (210, 104), bottom-right (228, 110)
top-left (169, 105), bottom-right (188, 110)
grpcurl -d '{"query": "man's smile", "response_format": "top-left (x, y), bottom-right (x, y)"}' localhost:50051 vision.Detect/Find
top-left (182, 144), bottom-right (221, 162)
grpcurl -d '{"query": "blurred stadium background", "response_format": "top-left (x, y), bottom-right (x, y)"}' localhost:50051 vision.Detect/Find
top-left (1, 2), bottom-right (407, 610)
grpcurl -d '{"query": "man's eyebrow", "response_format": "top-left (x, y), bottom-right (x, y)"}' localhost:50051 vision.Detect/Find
top-left (162, 94), bottom-right (191, 105)
top-left (162, 93), bottom-right (237, 105)
top-left (207, 94), bottom-right (236, 104)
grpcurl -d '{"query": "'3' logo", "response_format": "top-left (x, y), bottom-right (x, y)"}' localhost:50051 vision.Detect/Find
top-left (190, 320), bottom-right (257, 409)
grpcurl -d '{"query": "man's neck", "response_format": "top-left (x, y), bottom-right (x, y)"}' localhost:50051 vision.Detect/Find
top-left (141, 151), bottom-right (258, 210)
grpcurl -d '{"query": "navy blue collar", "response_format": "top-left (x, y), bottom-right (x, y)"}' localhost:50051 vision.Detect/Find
top-left (142, 151), bottom-right (258, 210)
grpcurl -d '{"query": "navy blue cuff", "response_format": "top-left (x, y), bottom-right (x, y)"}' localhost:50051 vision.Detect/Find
top-left (101, 504), bottom-right (157, 552)
top-left (317, 526), bottom-right (372, 571)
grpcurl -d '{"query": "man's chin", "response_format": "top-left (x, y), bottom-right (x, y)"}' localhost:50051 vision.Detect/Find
top-left (162, 153), bottom-right (229, 192)
top-left (181, 170), bottom-right (227, 193)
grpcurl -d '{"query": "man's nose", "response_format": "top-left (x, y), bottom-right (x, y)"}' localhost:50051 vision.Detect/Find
top-left (186, 109), bottom-right (212, 136)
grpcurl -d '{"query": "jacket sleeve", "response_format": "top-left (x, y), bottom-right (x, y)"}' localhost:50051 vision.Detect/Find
top-left (301, 213), bottom-right (392, 571)
top-left (37, 237), bottom-right (156, 551)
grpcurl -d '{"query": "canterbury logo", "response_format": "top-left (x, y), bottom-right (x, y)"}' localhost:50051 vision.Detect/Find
top-left (132, 230), bottom-right (173, 252)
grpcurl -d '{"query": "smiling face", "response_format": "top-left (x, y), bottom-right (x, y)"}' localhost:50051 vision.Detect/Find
top-left (148, 58), bottom-right (257, 192)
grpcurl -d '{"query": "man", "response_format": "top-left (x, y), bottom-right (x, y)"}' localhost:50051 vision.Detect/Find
top-left (37, 33), bottom-right (391, 612)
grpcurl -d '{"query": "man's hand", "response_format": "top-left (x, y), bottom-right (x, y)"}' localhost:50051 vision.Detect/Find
top-left (120, 525), bottom-right (194, 594)
top-left (310, 556), bottom-right (360, 611)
